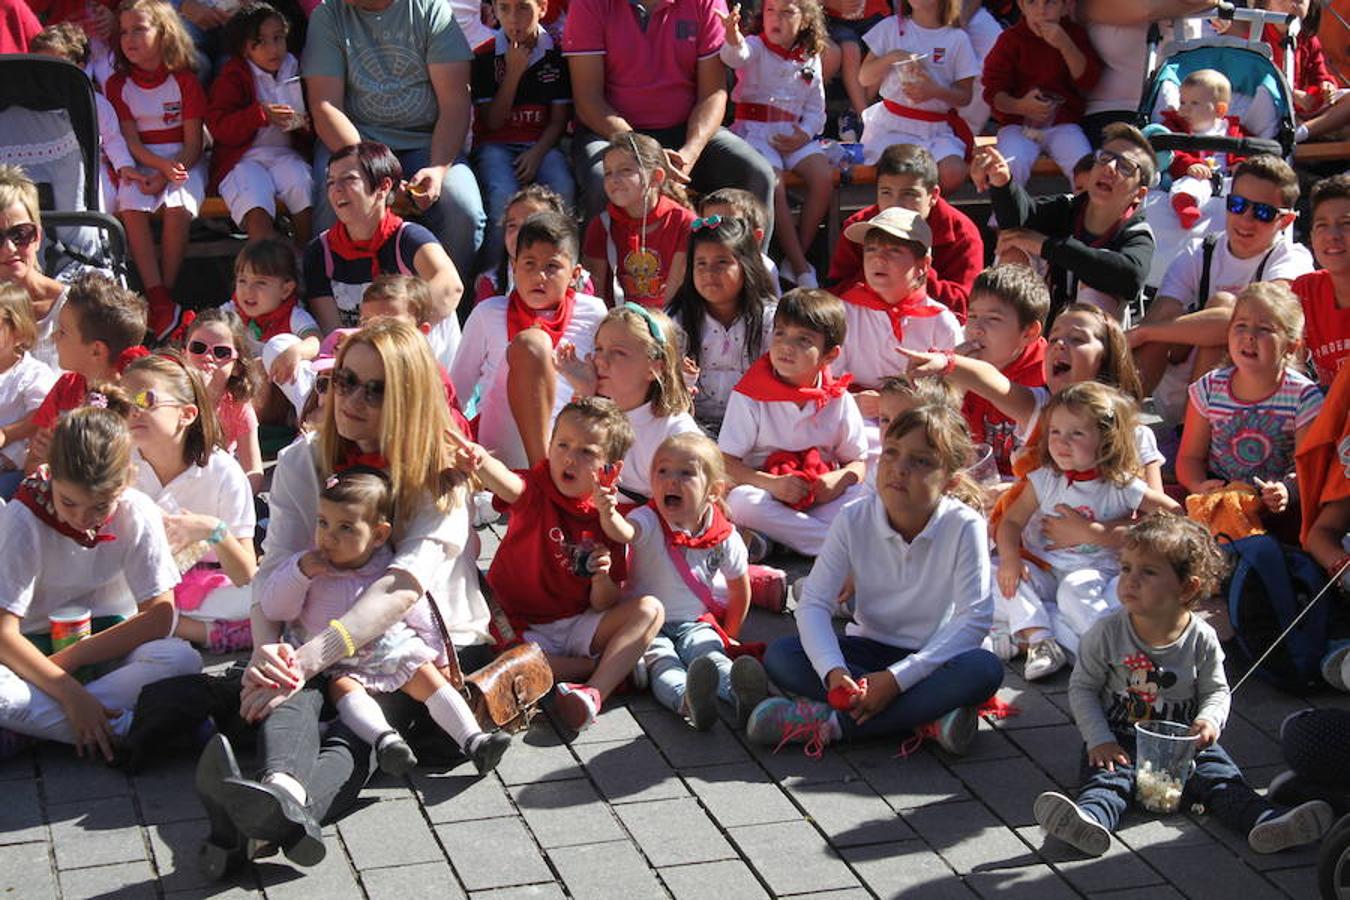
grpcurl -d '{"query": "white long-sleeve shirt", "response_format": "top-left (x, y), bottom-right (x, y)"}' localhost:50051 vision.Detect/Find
top-left (721, 35), bottom-right (827, 139)
top-left (796, 493), bottom-right (992, 690)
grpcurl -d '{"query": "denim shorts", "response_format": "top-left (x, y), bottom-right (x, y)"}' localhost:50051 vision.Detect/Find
top-left (827, 13), bottom-right (884, 46)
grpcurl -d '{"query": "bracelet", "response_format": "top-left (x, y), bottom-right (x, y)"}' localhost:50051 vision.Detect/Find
top-left (1332, 554), bottom-right (1350, 579)
top-left (329, 619), bottom-right (356, 658)
top-left (940, 349), bottom-right (957, 376)
top-left (206, 519), bottom-right (228, 545)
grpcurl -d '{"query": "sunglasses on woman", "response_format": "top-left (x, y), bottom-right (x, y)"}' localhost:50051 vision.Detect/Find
top-left (187, 340), bottom-right (238, 362)
top-left (1226, 193), bottom-right (1292, 224)
top-left (330, 367), bottom-right (385, 406)
top-left (0, 222), bottom-right (38, 249)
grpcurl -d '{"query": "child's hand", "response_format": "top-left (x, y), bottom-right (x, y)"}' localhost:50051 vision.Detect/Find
top-left (503, 36), bottom-right (533, 76)
top-left (140, 172), bottom-right (168, 195)
top-left (265, 103), bottom-right (297, 128)
top-left (268, 343), bottom-right (306, 385)
top-left (768, 473), bottom-right (811, 506)
top-left (850, 669), bottom-right (899, 724)
top-left (854, 389), bottom-right (880, 420)
top-left (996, 229), bottom-right (1047, 261)
top-left (587, 547), bottom-right (612, 577)
top-left (997, 557), bottom-right (1028, 599)
top-left (555, 341), bottom-right (599, 396)
top-left (719, 3), bottom-right (743, 46)
top-left (1254, 477), bottom-right (1289, 514)
top-left (1036, 20), bottom-right (1072, 51)
top-left (769, 126), bottom-right (810, 154)
top-left (513, 144), bottom-right (545, 182)
top-left (971, 146), bottom-right (1011, 191)
top-left (680, 355), bottom-right (700, 391)
top-left (59, 683), bottom-right (119, 762)
top-left (825, 667), bottom-right (865, 709)
top-left (593, 473), bottom-right (621, 519)
top-left (1088, 740), bottom-right (1131, 771)
top-left (1185, 163), bottom-right (1212, 180)
top-left (161, 511), bottom-right (218, 553)
top-left (1189, 718), bottom-right (1219, 749)
top-left (445, 427), bottom-right (489, 475)
top-left (1018, 90), bottom-right (1056, 123)
top-left (899, 64), bottom-right (940, 103)
top-left (895, 346), bottom-right (947, 377)
top-left (298, 549), bottom-right (334, 579)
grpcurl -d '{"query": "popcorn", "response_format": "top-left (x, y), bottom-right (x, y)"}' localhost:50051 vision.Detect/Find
top-left (1136, 761), bottom-right (1185, 813)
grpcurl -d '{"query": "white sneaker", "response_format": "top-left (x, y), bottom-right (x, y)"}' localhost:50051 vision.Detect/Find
top-left (984, 629), bottom-right (1017, 662)
top-left (1249, 800), bottom-right (1334, 853)
top-left (1034, 791), bottom-right (1110, 857)
top-left (1024, 639), bottom-right (1068, 681)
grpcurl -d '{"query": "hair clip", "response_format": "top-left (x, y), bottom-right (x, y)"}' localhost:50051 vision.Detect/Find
top-left (691, 215), bottom-right (722, 232)
top-left (87, 391), bottom-right (108, 409)
top-left (114, 345), bottom-right (151, 374)
top-left (325, 474), bottom-right (340, 489)
top-left (621, 302), bottom-right (665, 345)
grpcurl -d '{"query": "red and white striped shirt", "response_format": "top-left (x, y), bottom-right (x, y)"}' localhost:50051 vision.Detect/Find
top-left (106, 65), bottom-right (206, 146)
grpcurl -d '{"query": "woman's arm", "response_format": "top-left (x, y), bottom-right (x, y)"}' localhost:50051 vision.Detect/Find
top-left (413, 241), bottom-right (465, 324)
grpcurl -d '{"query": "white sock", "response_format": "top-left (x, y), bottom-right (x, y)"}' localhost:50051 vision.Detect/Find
top-left (336, 691), bottom-right (396, 747)
top-left (262, 771), bottom-right (308, 806)
top-left (425, 685), bottom-right (484, 751)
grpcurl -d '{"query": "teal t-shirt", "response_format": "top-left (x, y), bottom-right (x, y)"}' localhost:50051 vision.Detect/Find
top-left (302, 0), bottom-right (471, 151)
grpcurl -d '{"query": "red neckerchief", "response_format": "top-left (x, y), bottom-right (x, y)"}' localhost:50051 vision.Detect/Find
top-left (237, 292), bottom-right (301, 343)
top-left (326, 209), bottom-right (404, 277)
top-left (841, 282), bottom-right (942, 344)
top-left (506, 287), bottom-right (576, 347)
top-left (115, 345), bottom-right (151, 374)
top-left (961, 337), bottom-right (1046, 473)
top-left (1074, 196), bottom-right (1139, 249)
top-left (336, 446), bottom-right (389, 473)
top-left (649, 500), bottom-right (733, 549)
top-left (733, 353), bottom-right (853, 410)
top-left (14, 466), bottom-right (116, 548)
top-left (761, 35), bottom-right (806, 62)
top-left (529, 459), bottom-right (597, 518)
top-left (128, 64), bottom-right (170, 89)
top-left (1063, 468), bottom-right (1100, 483)
top-left (763, 448), bottom-right (836, 510)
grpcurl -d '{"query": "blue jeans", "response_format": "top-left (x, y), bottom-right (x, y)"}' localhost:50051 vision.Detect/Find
top-left (471, 142), bottom-right (575, 274)
top-left (647, 620), bottom-right (732, 714)
top-left (0, 469), bottom-right (22, 500)
top-left (1075, 733), bottom-right (1271, 835)
top-left (763, 635), bottom-right (1003, 742)
top-left (311, 143), bottom-right (486, 287)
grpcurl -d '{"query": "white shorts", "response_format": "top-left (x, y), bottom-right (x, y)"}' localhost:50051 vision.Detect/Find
top-left (860, 105), bottom-right (966, 165)
top-left (730, 121), bottom-right (827, 171)
top-left (522, 609), bottom-right (604, 659)
top-left (115, 142), bottom-right (205, 216)
top-left (219, 145), bottom-right (313, 224)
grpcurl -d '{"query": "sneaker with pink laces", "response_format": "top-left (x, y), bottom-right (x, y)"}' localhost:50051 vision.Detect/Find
top-left (554, 682), bottom-right (602, 733)
top-left (746, 697), bottom-right (837, 758)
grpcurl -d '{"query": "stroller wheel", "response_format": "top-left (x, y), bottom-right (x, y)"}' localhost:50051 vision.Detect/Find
top-left (1318, 814), bottom-right (1350, 899)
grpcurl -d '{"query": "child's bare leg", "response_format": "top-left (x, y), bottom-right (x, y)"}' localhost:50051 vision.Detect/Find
top-left (506, 328), bottom-right (558, 466)
top-left (120, 209), bottom-right (162, 289)
top-left (173, 616), bottom-right (210, 644)
top-left (544, 654), bottom-right (598, 683)
top-left (795, 155), bottom-right (834, 258)
top-left (841, 41), bottom-right (869, 115)
top-left (241, 207), bottom-right (277, 241)
top-left (821, 38), bottom-right (841, 82)
top-left (937, 157), bottom-right (968, 196)
top-left (773, 178), bottom-right (812, 277)
top-left (160, 207), bottom-right (192, 290)
top-left (586, 595), bottom-right (663, 699)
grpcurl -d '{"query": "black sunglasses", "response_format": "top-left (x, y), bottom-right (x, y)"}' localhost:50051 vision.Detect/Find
top-left (314, 372), bottom-right (331, 395)
top-left (1093, 148), bottom-right (1140, 179)
top-left (1226, 193), bottom-right (1291, 224)
top-left (330, 367), bottom-right (385, 406)
top-left (187, 340), bottom-right (237, 361)
top-left (0, 222), bottom-right (38, 249)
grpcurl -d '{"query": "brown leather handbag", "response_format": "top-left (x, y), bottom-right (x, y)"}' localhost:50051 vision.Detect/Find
top-left (425, 585), bottom-right (553, 734)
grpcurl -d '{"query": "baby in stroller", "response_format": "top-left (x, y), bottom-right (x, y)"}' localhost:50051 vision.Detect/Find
top-left (1157, 69), bottom-right (1249, 229)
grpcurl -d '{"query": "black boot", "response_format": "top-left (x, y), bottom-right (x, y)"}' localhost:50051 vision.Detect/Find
top-left (218, 777), bottom-right (326, 867)
top-left (470, 731), bottom-right (512, 776)
top-left (194, 734), bottom-right (247, 880)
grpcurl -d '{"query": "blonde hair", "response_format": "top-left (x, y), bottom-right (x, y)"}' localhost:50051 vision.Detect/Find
top-left (30, 22), bottom-right (91, 64)
top-left (48, 390), bottom-right (136, 495)
top-left (1124, 512), bottom-right (1230, 606)
top-left (596, 305), bottom-right (691, 417)
top-left (1181, 68), bottom-right (1233, 105)
top-left (900, 0), bottom-right (960, 26)
top-left (884, 402), bottom-right (983, 509)
top-left (653, 431), bottom-right (726, 493)
top-left (1038, 382), bottom-right (1140, 485)
top-left (363, 274), bottom-right (432, 324)
top-left (0, 164), bottom-right (40, 227)
top-left (0, 282), bottom-right (37, 352)
top-left (604, 132), bottom-right (690, 209)
top-left (122, 351), bottom-right (222, 467)
top-left (1231, 281), bottom-right (1305, 368)
top-left (319, 319), bottom-right (462, 526)
top-left (116, 0), bottom-right (198, 73)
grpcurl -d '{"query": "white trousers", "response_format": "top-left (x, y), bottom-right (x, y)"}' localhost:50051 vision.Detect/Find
top-left (727, 482), bottom-right (867, 556)
top-left (990, 558), bottom-right (1120, 657)
top-left (995, 123), bottom-right (1091, 186)
top-left (219, 145), bottom-right (314, 224)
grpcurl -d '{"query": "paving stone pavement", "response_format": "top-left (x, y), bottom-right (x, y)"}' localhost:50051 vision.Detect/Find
top-left (3, 521), bottom-right (1349, 899)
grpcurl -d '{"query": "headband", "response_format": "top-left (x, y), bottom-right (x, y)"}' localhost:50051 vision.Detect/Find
top-left (621, 302), bottom-right (665, 345)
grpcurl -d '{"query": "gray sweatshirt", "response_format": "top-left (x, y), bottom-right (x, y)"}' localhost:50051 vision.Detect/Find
top-left (1068, 608), bottom-right (1231, 750)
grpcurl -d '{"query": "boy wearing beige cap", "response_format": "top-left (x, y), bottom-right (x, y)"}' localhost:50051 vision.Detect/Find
top-left (835, 205), bottom-right (962, 420)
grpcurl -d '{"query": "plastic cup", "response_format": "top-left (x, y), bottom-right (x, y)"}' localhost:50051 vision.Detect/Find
top-left (49, 606), bottom-right (92, 652)
top-left (892, 53), bottom-right (930, 93)
top-left (965, 442), bottom-right (1001, 488)
top-left (1134, 720), bottom-right (1200, 813)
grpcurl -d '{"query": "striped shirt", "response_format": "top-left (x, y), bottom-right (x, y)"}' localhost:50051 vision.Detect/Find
top-left (1189, 365), bottom-right (1324, 483)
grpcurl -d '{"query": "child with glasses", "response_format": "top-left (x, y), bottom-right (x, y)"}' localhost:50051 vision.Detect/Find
top-left (1130, 155), bottom-right (1314, 426)
top-left (181, 308), bottom-right (264, 493)
top-left (973, 122), bottom-right (1157, 326)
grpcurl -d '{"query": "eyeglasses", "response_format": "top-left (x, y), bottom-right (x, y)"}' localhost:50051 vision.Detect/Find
top-left (330, 367), bottom-right (385, 406)
top-left (1226, 193), bottom-right (1292, 224)
top-left (1093, 148), bottom-right (1141, 180)
top-left (314, 373), bottom-right (331, 395)
top-left (0, 222), bottom-right (38, 249)
top-left (130, 389), bottom-right (184, 411)
top-left (186, 340), bottom-right (238, 362)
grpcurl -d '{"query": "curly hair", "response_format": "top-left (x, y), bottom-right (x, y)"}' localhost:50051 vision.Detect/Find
top-left (1037, 382), bottom-right (1140, 485)
top-left (1124, 512), bottom-right (1230, 604)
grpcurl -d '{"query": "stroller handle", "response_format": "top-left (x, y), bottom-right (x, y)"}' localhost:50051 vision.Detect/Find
top-left (1210, 0), bottom-right (1295, 29)
top-left (1147, 132), bottom-right (1284, 158)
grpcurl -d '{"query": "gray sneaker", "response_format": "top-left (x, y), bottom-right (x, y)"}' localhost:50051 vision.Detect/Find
top-left (1034, 791), bottom-right (1111, 857)
top-left (730, 656), bottom-right (769, 730)
top-left (1024, 639), bottom-right (1068, 681)
top-left (1248, 800), bottom-right (1334, 853)
top-left (931, 706), bottom-right (979, 756)
top-left (683, 656), bottom-right (720, 731)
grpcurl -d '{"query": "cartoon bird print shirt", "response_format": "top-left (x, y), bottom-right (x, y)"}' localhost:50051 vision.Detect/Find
top-left (584, 196), bottom-right (696, 308)
top-left (1068, 608), bottom-right (1231, 750)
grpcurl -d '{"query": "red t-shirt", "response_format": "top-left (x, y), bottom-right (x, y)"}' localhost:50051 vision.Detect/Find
top-left (961, 338), bottom-right (1046, 476)
top-left (486, 462), bottom-right (629, 630)
top-left (582, 197), bottom-right (695, 307)
top-left (1294, 269), bottom-right (1350, 388)
top-left (32, 372), bottom-right (90, 430)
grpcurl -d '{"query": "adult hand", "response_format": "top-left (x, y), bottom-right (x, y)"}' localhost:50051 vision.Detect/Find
top-left (996, 228), bottom-right (1047, 261)
top-left (513, 145), bottom-right (544, 183)
top-left (407, 166), bottom-right (446, 213)
top-left (770, 126), bottom-right (811, 154)
top-left (1088, 740), bottom-right (1130, 771)
top-left (970, 147), bottom-right (1011, 192)
top-left (60, 683), bottom-right (119, 762)
top-left (243, 642), bottom-right (303, 694)
top-left (180, 0), bottom-right (231, 29)
top-left (664, 148), bottom-right (694, 184)
top-left (851, 669), bottom-right (899, 724)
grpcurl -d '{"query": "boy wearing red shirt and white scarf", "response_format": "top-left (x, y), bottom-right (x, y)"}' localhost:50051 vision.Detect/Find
top-left (720, 289), bottom-right (868, 558)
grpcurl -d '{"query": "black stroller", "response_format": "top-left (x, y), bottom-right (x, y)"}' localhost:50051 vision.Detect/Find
top-left (0, 54), bottom-right (128, 283)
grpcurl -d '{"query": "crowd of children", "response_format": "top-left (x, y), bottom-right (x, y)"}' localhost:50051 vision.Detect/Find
top-left (0, 0), bottom-right (1348, 880)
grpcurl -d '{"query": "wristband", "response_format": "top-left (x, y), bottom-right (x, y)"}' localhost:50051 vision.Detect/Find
top-left (940, 349), bottom-right (957, 376)
top-left (329, 619), bottom-right (357, 658)
top-left (206, 519), bottom-right (228, 545)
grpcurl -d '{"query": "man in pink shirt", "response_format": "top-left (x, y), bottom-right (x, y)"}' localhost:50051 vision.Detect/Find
top-left (563, 0), bottom-right (775, 228)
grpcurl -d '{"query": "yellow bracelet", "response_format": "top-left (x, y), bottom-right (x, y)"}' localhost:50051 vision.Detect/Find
top-left (329, 619), bottom-right (356, 657)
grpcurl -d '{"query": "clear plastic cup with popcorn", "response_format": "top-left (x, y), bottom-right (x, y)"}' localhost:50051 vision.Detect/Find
top-left (1134, 720), bottom-right (1200, 814)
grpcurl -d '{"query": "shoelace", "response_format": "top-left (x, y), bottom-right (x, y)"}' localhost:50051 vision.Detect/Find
top-left (771, 700), bottom-right (832, 759)
top-left (894, 721), bottom-right (940, 759)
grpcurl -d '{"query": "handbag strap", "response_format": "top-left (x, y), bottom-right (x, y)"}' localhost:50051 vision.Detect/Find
top-left (662, 537), bottom-right (727, 620)
top-left (424, 591), bottom-right (467, 691)
top-left (424, 569), bottom-right (525, 691)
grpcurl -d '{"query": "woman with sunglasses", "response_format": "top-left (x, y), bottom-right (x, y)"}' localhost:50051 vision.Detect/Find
top-left (181, 308), bottom-right (264, 494)
top-left (122, 353), bottom-right (258, 656)
top-left (195, 318), bottom-right (496, 873)
top-left (0, 166), bottom-right (70, 372)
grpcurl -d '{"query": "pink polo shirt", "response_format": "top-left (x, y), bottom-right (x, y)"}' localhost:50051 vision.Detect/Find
top-left (563, 0), bottom-right (726, 130)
